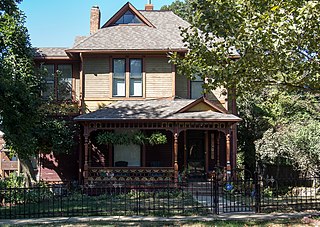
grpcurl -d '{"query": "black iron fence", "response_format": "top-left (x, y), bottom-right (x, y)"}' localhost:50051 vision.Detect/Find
top-left (1, 174), bottom-right (320, 219)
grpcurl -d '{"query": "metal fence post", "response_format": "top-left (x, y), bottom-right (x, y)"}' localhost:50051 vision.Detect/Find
top-left (213, 174), bottom-right (219, 214)
top-left (254, 171), bottom-right (261, 213)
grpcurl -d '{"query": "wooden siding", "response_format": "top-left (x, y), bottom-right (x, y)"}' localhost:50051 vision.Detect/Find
top-left (145, 58), bottom-right (173, 98)
top-left (84, 57), bottom-right (110, 99)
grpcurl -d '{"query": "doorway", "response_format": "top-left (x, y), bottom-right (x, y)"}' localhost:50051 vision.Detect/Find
top-left (187, 130), bottom-right (205, 179)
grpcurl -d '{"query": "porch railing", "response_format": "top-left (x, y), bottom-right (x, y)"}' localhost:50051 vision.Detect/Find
top-left (88, 167), bottom-right (175, 185)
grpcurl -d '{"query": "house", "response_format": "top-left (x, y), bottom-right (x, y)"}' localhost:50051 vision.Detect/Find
top-left (0, 131), bottom-right (20, 178)
top-left (34, 2), bottom-right (241, 185)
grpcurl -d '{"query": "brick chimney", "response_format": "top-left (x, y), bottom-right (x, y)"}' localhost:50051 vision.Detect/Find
top-left (90, 6), bottom-right (100, 35)
top-left (145, 0), bottom-right (153, 11)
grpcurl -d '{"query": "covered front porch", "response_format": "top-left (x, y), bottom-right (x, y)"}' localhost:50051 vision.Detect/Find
top-left (74, 98), bottom-right (241, 186)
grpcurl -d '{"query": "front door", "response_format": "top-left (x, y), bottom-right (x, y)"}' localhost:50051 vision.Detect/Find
top-left (187, 131), bottom-right (205, 179)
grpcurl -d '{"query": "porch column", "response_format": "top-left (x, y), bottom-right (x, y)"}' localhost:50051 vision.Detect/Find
top-left (174, 132), bottom-right (179, 184)
top-left (108, 145), bottom-right (113, 167)
top-left (205, 131), bottom-right (209, 173)
top-left (226, 133), bottom-right (231, 178)
top-left (83, 134), bottom-right (89, 185)
top-left (0, 152), bottom-right (2, 177)
top-left (217, 132), bottom-right (220, 166)
top-left (142, 144), bottom-right (146, 167)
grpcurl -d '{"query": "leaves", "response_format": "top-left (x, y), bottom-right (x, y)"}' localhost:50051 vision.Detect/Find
top-left (97, 131), bottom-right (167, 146)
top-left (256, 119), bottom-right (320, 177)
top-left (170, 0), bottom-right (320, 96)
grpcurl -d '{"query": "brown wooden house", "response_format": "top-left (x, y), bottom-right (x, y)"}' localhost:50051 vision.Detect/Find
top-left (34, 2), bottom-right (241, 185)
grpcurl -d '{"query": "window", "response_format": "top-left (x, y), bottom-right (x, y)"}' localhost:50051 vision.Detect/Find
top-left (42, 64), bottom-right (55, 99)
top-left (190, 75), bottom-right (204, 99)
top-left (57, 65), bottom-right (72, 100)
top-left (114, 10), bottom-right (142, 25)
top-left (112, 58), bottom-right (143, 98)
top-left (113, 59), bottom-right (126, 97)
top-left (129, 59), bottom-right (142, 97)
top-left (41, 64), bottom-right (72, 100)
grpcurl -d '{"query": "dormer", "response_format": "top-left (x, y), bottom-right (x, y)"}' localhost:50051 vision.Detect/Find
top-left (102, 2), bottom-right (155, 28)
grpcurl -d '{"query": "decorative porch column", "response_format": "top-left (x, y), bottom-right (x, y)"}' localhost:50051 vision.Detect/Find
top-left (205, 131), bottom-right (209, 173)
top-left (83, 134), bottom-right (89, 185)
top-left (226, 133), bottom-right (231, 178)
top-left (174, 132), bottom-right (179, 184)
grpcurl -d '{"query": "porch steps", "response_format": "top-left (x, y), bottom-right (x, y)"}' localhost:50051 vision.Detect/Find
top-left (184, 181), bottom-right (214, 196)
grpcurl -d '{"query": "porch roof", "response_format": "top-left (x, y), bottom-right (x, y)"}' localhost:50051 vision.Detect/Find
top-left (74, 99), bottom-right (241, 122)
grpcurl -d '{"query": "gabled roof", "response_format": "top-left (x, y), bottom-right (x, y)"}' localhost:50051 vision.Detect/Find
top-left (33, 47), bottom-right (69, 59)
top-left (74, 99), bottom-right (241, 122)
top-left (177, 96), bottom-right (227, 114)
top-left (67, 7), bottom-right (190, 52)
top-left (102, 2), bottom-right (154, 28)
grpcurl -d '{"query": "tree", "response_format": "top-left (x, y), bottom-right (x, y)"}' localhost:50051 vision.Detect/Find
top-left (256, 119), bottom-right (320, 177)
top-left (237, 93), bottom-right (270, 173)
top-left (0, 0), bottom-right (77, 185)
top-left (161, 0), bottom-right (190, 22)
top-left (0, 0), bottom-right (42, 183)
top-left (171, 0), bottom-right (320, 95)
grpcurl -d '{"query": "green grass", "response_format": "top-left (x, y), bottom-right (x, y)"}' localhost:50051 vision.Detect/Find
top-left (2, 218), bottom-right (318, 227)
top-left (0, 189), bottom-right (210, 219)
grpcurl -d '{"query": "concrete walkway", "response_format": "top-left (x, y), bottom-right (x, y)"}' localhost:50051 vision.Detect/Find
top-left (0, 211), bottom-right (319, 225)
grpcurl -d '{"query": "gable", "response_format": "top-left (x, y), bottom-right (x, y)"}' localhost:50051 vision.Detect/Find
top-left (177, 97), bottom-right (227, 113)
top-left (102, 2), bottom-right (154, 28)
top-left (186, 102), bottom-right (217, 112)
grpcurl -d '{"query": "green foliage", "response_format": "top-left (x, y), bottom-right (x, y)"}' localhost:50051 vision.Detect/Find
top-left (170, 0), bottom-right (320, 95)
top-left (148, 132), bottom-right (167, 145)
top-left (0, 1), bottom-right (78, 162)
top-left (35, 118), bottom-right (78, 155)
top-left (0, 0), bottom-right (42, 159)
top-left (237, 93), bottom-right (271, 172)
top-left (0, 172), bottom-right (25, 188)
top-left (97, 131), bottom-right (167, 146)
top-left (256, 119), bottom-right (320, 176)
top-left (0, 174), bottom-right (52, 205)
top-left (161, 0), bottom-right (191, 22)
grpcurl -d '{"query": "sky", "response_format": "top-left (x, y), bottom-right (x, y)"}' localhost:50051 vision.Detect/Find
top-left (19, 0), bottom-right (175, 48)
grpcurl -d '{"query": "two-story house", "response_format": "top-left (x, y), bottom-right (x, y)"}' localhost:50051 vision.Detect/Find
top-left (34, 2), bottom-right (241, 185)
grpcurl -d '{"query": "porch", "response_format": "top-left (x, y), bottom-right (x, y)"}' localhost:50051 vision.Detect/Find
top-left (74, 98), bottom-right (241, 185)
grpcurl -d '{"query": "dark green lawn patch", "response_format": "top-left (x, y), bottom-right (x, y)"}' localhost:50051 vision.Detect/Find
top-left (2, 218), bottom-right (320, 227)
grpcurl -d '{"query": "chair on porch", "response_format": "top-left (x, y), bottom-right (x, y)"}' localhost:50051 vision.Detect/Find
top-left (115, 161), bottom-right (128, 167)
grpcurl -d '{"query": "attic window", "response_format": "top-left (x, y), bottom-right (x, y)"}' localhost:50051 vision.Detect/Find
top-left (114, 10), bottom-right (142, 25)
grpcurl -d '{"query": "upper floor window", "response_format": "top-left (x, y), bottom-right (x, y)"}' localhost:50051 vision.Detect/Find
top-left (114, 10), bottom-right (143, 25)
top-left (41, 64), bottom-right (72, 100)
top-left (129, 59), bottom-right (142, 97)
top-left (190, 75), bottom-right (204, 99)
top-left (113, 59), bottom-right (126, 97)
top-left (112, 58), bottom-right (143, 98)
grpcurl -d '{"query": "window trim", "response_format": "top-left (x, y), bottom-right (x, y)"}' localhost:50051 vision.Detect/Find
top-left (190, 75), bottom-right (204, 99)
top-left (112, 57), bottom-right (144, 98)
top-left (129, 58), bottom-right (143, 97)
top-left (41, 63), bottom-right (73, 101)
top-left (112, 58), bottom-right (126, 97)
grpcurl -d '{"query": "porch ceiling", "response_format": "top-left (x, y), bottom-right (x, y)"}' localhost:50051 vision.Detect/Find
top-left (75, 99), bottom-right (241, 122)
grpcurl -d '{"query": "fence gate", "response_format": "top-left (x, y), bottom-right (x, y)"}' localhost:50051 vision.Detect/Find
top-left (207, 168), bottom-right (256, 214)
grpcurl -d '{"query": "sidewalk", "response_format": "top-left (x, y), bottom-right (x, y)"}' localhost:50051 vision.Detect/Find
top-left (1, 211), bottom-right (320, 226)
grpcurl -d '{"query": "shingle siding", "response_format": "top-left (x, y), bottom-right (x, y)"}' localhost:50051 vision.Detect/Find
top-left (145, 58), bottom-right (173, 98)
top-left (84, 57), bottom-right (110, 98)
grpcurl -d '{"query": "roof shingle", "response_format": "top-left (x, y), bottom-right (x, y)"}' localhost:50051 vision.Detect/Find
top-left (70, 11), bottom-right (189, 51)
top-left (75, 99), bottom-right (241, 122)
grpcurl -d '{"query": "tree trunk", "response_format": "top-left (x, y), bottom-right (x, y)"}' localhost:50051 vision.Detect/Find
top-left (20, 158), bottom-right (37, 187)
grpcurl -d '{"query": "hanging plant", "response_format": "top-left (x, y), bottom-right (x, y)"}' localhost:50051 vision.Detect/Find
top-left (97, 131), bottom-right (167, 146)
top-left (148, 132), bottom-right (167, 145)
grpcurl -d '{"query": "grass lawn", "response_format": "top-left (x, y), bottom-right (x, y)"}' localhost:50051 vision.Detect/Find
top-left (2, 217), bottom-right (320, 226)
